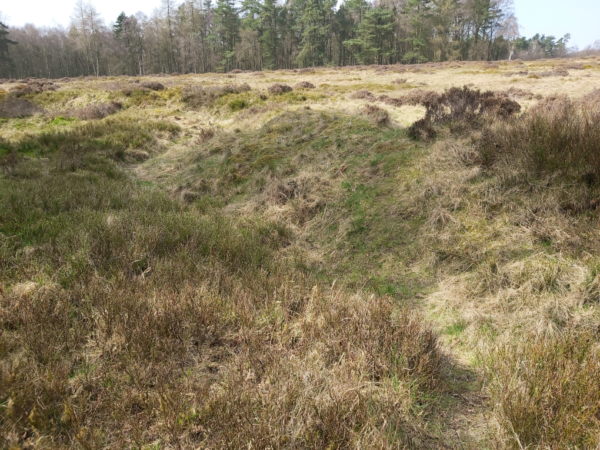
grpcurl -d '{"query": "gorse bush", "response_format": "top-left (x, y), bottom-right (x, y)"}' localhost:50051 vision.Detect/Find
top-left (480, 96), bottom-right (600, 179)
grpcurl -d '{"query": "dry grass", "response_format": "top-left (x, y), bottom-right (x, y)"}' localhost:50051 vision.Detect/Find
top-left (480, 95), bottom-right (600, 177)
top-left (414, 92), bottom-right (600, 447)
top-left (2, 57), bottom-right (600, 449)
top-left (0, 103), bottom-right (447, 449)
top-left (482, 331), bottom-right (600, 449)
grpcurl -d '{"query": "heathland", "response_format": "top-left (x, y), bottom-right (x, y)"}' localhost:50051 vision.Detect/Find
top-left (2, 57), bottom-right (600, 449)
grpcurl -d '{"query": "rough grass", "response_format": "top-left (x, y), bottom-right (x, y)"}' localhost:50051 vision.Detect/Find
top-left (2, 58), bottom-right (600, 448)
top-left (4, 117), bottom-right (179, 161)
top-left (480, 95), bottom-right (600, 178)
top-left (482, 330), bottom-right (600, 449)
top-left (0, 99), bottom-right (447, 449)
top-left (182, 83), bottom-right (252, 109)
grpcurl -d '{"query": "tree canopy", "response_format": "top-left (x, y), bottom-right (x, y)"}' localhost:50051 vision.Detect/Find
top-left (0, 0), bottom-right (571, 78)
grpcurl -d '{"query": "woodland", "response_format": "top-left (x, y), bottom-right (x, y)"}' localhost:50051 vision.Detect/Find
top-left (0, 0), bottom-right (571, 78)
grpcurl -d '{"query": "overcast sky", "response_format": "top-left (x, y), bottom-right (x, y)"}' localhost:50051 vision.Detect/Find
top-left (1, 0), bottom-right (599, 50)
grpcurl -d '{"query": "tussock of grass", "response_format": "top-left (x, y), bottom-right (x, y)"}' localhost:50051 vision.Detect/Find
top-left (480, 95), bottom-right (600, 179)
top-left (482, 331), bottom-right (600, 449)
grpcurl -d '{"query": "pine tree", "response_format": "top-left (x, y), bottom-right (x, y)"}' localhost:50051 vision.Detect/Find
top-left (343, 8), bottom-right (395, 64)
top-left (113, 12), bottom-right (127, 37)
top-left (0, 21), bottom-right (17, 76)
top-left (259, 0), bottom-right (278, 69)
top-left (296, 0), bottom-right (334, 67)
top-left (401, 0), bottom-right (432, 63)
top-left (213, 0), bottom-right (241, 71)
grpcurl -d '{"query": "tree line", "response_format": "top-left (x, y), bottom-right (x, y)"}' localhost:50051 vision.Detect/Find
top-left (0, 0), bottom-right (571, 79)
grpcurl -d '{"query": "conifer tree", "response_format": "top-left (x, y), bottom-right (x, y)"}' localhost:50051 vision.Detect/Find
top-left (213, 0), bottom-right (240, 71)
top-left (0, 21), bottom-right (17, 76)
top-left (343, 8), bottom-right (395, 64)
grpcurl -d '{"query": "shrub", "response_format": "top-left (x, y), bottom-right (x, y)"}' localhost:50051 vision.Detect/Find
top-left (361, 104), bottom-right (390, 126)
top-left (182, 83), bottom-right (251, 108)
top-left (479, 96), bottom-right (600, 179)
top-left (121, 86), bottom-right (140, 96)
top-left (349, 89), bottom-right (376, 101)
top-left (7, 80), bottom-right (59, 97)
top-left (407, 86), bottom-right (521, 139)
top-left (378, 89), bottom-right (439, 107)
top-left (407, 117), bottom-right (436, 140)
top-left (536, 68), bottom-right (569, 77)
top-left (293, 81), bottom-right (315, 89)
top-left (0, 98), bottom-right (45, 118)
top-left (267, 83), bottom-right (292, 95)
top-left (424, 86), bottom-right (521, 124)
top-left (141, 81), bottom-right (165, 91)
top-left (565, 62), bottom-right (585, 70)
top-left (71, 101), bottom-right (123, 120)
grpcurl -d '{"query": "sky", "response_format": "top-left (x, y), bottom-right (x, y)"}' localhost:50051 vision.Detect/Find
top-left (1, 0), bottom-right (599, 50)
top-left (513, 0), bottom-right (600, 49)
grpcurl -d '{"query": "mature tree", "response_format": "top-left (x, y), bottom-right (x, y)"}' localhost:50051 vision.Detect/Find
top-left (0, 21), bottom-right (17, 76)
top-left (114, 12), bottom-right (145, 75)
top-left (344, 8), bottom-right (395, 64)
top-left (70, 0), bottom-right (105, 76)
top-left (295, 0), bottom-right (335, 67)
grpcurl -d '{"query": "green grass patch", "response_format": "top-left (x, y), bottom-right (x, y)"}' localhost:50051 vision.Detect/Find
top-left (51, 116), bottom-right (75, 126)
top-left (228, 98), bottom-right (249, 111)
